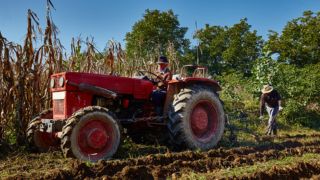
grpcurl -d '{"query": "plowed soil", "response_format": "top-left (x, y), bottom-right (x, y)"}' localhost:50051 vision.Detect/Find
top-left (2, 133), bottom-right (320, 179)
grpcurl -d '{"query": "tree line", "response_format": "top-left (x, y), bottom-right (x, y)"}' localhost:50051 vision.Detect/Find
top-left (125, 9), bottom-right (320, 74)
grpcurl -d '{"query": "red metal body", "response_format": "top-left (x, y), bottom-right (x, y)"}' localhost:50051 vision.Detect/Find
top-left (51, 72), bottom-right (154, 119)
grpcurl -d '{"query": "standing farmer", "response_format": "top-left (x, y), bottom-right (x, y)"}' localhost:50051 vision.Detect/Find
top-left (259, 85), bottom-right (283, 136)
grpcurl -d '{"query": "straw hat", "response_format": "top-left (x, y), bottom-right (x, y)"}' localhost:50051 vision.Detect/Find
top-left (261, 85), bottom-right (273, 94)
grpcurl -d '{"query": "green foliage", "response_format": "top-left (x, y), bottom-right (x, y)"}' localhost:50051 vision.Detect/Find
top-left (267, 11), bottom-right (320, 66)
top-left (125, 9), bottom-right (190, 61)
top-left (251, 43), bottom-right (320, 127)
top-left (216, 72), bottom-right (259, 112)
top-left (270, 63), bottom-right (320, 127)
top-left (252, 48), bottom-right (280, 92)
top-left (272, 64), bottom-right (320, 101)
top-left (196, 18), bottom-right (263, 75)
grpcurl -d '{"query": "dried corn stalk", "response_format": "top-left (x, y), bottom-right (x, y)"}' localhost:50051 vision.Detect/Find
top-left (0, 0), bottom-right (183, 145)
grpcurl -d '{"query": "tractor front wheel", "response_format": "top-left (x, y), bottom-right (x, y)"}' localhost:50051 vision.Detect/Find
top-left (26, 109), bottom-right (57, 152)
top-left (168, 86), bottom-right (225, 150)
top-left (60, 106), bottom-right (121, 162)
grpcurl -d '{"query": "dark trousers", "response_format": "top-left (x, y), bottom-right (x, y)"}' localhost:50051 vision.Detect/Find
top-left (151, 89), bottom-right (166, 116)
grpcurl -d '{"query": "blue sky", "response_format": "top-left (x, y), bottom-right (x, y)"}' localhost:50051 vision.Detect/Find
top-left (1, 0), bottom-right (320, 52)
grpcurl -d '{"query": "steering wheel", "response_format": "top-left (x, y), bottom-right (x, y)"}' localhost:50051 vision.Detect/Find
top-left (137, 70), bottom-right (165, 85)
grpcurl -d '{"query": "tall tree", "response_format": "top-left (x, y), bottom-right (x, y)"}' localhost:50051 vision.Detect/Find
top-left (125, 9), bottom-right (189, 63)
top-left (267, 11), bottom-right (320, 66)
top-left (195, 19), bottom-right (263, 75)
top-left (195, 24), bottom-right (226, 74)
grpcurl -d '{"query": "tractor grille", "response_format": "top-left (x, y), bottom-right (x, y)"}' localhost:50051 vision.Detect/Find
top-left (53, 99), bottom-right (64, 115)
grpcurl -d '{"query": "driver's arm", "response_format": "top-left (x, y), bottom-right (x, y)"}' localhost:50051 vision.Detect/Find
top-left (163, 71), bottom-right (172, 81)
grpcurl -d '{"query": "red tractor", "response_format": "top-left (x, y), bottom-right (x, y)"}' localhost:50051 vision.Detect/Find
top-left (26, 65), bottom-right (225, 162)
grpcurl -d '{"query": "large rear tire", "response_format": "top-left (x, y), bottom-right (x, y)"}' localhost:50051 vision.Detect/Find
top-left (26, 109), bottom-right (56, 152)
top-left (60, 106), bottom-right (121, 162)
top-left (168, 86), bottom-right (225, 150)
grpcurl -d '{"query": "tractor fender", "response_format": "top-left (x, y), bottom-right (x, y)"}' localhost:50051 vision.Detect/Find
top-left (182, 77), bottom-right (222, 92)
top-left (163, 78), bottom-right (222, 115)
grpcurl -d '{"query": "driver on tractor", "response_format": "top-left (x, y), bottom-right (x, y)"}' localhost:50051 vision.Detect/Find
top-left (156, 56), bottom-right (172, 83)
top-left (151, 56), bottom-right (172, 117)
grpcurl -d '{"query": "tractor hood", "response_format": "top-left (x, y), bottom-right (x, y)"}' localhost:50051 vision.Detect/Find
top-left (50, 72), bottom-right (154, 100)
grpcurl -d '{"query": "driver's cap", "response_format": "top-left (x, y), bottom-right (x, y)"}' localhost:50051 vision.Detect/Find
top-left (157, 56), bottom-right (169, 64)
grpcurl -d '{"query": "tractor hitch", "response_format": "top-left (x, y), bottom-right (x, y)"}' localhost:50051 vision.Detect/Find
top-left (40, 119), bottom-right (65, 133)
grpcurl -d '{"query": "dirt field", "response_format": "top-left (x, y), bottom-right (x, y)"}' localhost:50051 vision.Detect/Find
top-left (1, 131), bottom-right (320, 179)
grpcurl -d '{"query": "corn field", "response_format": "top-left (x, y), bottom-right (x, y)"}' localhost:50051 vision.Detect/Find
top-left (0, 1), bottom-right (180, 145)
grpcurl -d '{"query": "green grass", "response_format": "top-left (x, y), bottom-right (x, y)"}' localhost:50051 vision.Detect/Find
top-left (181, 153), bottom-right (320, 179)
top-left (0, 151), bottom-right (72, 178)
top-left (217, 153), bottom-right (320, 178)
top-left (179, 172), bottom-right (207, 180)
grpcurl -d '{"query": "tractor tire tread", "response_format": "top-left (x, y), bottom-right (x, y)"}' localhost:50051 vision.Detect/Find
top-left (167, 86), bottom-right (225, 151)
top-left (60, 106), bottom-right (117, 159)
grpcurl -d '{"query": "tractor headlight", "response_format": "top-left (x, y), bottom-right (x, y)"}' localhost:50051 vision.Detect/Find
top-left (58, 77), bottom-right (65, 87)
top-left (50, 78), bottom-right (55, 88)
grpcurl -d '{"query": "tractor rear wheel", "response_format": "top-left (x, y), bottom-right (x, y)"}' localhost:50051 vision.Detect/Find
top-left (168, 86), bottom-right (225, 150)
top-left (60, 106), bottom-right (121, 162)
top-left (26, 109), bottom-right (56, 152)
